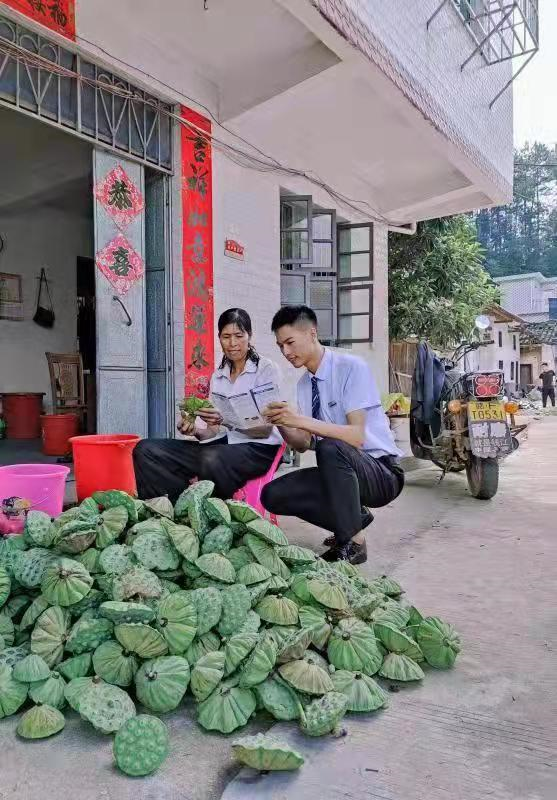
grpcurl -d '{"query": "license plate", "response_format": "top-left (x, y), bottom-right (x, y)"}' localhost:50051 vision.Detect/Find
top-left (468, 401), bottom-right (505, 422)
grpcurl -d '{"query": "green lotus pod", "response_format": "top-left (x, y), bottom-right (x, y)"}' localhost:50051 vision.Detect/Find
top-left (66, 616), bottom-right (113, 654)
top-left (328, 618), bottom-right (383, 676)
top-left (201, 524), bottom-right (233, 555)
top-left (113, 714), bottom-right (170, 776)
top-left (184, 631), bottom-right (220, 665)
top-left (155, 592), bottom-right (197, 654)
top-left (371, 602), bottom-right (411, 629)
top-left (64, 676), bottom-right (96, 710)
top-left (276, 544), bottom-right (316, 565)
top-left (265, 575), bottom-right (290, 593)
top-left (247, 580), bottom-right (271, 607)
top-left (95, 574), bottom-right (114, 594)
top-left (195, 553), bottom-right (236, 584)
top-left (0, 534), bottom-right (26, 574)
top-left (369, 575), bottom-right (403, 597)
top-left (188, 587), bottom-right (222, 636)
top-left (163, 522), bottom-right (199, 562)
top-left (417, 616), bottom-right (461, 669)
top-left (379, 652), bottom-right (425, 681)
top-left (74, 547), bottom-right (102, 574)
top-left (3, 592), bottom-right (31, 621)
top-left (404, 606), bottom-right (424, 641)
top-left (190, 650), bottom-right (225, 701)
top-left (331, 669), bottom-right (388, 712)
top-left (31, 606), bottom-right (70, 667)
top-left (198, 681), bottom-right (256, 733)
top-left (204, 497), bottom-right (232, 526)
top-left (223, 631), bottom-right (259, 676)
top-left (78, 496), bottom-right (100, 519)
top-left (93, 640), bottom-right (139, 687)
top-left (144, 496), bottom-right (174, 520)
top-left (225, 499), bottom-right (261, 523)
top-left (300, 691), bottom-right (348, 737)
top-left (12, 653), bottom-right (50, 682)
top-left (266, 625), bottom-right (297, 650)
top-left (307, 578), bottom-right (348, 611)
top-left (238, 633), bottom-right (277, 688)
top-left (12, 548), bottom-right (56, 589)
top-left (0, 612), bottom-right (15, 646)
top-left (0, 645), bottom-right (30, 669)
top-left (98, 600), bottom-right (155, 625)
top-left (132, 532), bottom-right (180, 572)
top-left (134, 499), bottom-right (149, 520)
top-left (68, 588), bottom-right (104, 619)
top-left (226, 546), bottom-right (253, 572)
top-left (92, 490), bottom-right (138, 524)
top-left (41, 558), bottom-right (93, 607)
top-left (78, 676), bottom-right (136, 733)
top-left (374, 621), bottom-right (424, 661)
top-left (277, 627), bottom-right (313, 663)
top-left (0, 664), bottom-right (28, 717)
top-left (114, 623), bottom-right (168, 658)
top-left (0, 633), bottom-right (4, 651)
top-left (350, 591), bottom-right (385, 622)
top-left (56, 526), bottom-right (97, 554)
top-left (236, 563), bottom-right (271, 586)
top-left (58, 518), bottom-right (98, 537)
top-left (14, 629), bottom-right (30, 647)
top-left (255, 594), bottom-right (299, 626)
top-left (189, 494), bottom-right (212, 540)
top-left (57, 652), bottom-right (92, 680)
top-left (98, 544), bottom-right (135, 576)
top-left (0, 566), bottom-right (11, 608)
top-left (278, 653), bottom-right (334, 696)
top-left (245, 518), bottom-right (288, 548)
top-left (232, 733), bottom-right (304, 771)
top-left (28, 671), bottom-right (67, 709)
top-left (160, 578), bottom-right (182, 594)
top-left (289, 574), bottom-right (314, 604)
top-left (127, 517), bottom-right (166, 542)
top-left (25, 511), bottom-right (57, 547)
top-left (175, 480), bottom-right (215, 520)
top-left (255, 674), bottom-right (302, 721)
top-left (193, 575), bottom-right (230, 592)
top-left (17, 704), bottom-right (65, 739)
top-left (183, 559), bottom-right (203, 581)
top-left (135, 655), bottom-right (190, 712)
top-left (111, 566), bottom-right (163, 601)
top-left (218, 584), bottom-right (251, 637)
top-left (243, 534), bottom-right (289, 579)
top-left (298, 606), bottom-right (333, 650)
top-left (53, 506), bottom-right (80, 527)
top-left (238, 610), bottom-right (261, 635)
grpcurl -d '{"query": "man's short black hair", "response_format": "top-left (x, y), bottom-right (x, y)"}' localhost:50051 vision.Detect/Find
top-left (271, 305), bottom-right (318, 332)
top-left (542, 362), bottom-right (548, 366)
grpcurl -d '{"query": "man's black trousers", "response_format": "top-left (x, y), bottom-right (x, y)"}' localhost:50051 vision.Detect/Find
top-left (542, 387), bottom-right (555, 408)
top-left (261, 438), bottom-right (404, 546)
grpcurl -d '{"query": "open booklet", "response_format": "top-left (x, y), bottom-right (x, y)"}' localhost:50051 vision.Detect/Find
top-left (211, 382), bottom-right (283, 430)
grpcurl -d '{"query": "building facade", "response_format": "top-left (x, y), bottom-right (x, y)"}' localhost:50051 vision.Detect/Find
top-left (0, 0), bottom-right (522, 438)
top-left (495, 273), bottom-right (557, 322)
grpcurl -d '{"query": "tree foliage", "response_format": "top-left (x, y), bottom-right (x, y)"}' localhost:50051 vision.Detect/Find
top-left (388, 215), bottom-right (498, 348)
top-left (476, 142), bottom-right (557, 278)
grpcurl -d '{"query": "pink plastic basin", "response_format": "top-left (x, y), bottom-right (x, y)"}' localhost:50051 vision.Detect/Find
top-left (0, 463), bottom-right (70, 533)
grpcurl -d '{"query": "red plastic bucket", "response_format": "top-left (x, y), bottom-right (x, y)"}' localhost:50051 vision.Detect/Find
top-left (0, 463), bottom-right (70, 533)
top-left (70, 434), bottom-right (140, 501)
top-left (1, 393), bottom-right (44, 439)
top-left (41, 414), bottom-right (80, 456)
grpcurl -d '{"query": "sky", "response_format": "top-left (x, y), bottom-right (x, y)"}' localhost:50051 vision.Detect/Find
top-left (513, 0), bottom-right (556, 147)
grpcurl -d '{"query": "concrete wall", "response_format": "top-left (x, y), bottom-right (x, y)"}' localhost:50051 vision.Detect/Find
top-left (520, 344), bottom-right (556, 389)
top-left (497, 275), bottom-right (557, 321)
top-left (0, 208), bottom-right (93, 411)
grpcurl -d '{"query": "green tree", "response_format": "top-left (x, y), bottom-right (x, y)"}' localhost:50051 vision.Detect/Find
top-left (389, 215), bottom-right (498, 348)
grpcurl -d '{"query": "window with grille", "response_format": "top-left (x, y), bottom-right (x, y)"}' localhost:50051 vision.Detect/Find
top-left (337, 224), bottom-right (373, 344)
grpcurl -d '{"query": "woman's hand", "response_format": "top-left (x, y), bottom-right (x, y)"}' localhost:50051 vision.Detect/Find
top-left (196, 405), bottom-right (224, 427)
top-left (177, 418), bottom-right (196, 436)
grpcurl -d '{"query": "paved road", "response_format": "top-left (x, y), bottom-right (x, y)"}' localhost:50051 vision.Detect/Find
top-left (1, 418), bottom-right (555, 800)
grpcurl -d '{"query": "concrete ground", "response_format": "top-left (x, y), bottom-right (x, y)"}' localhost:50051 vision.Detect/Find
top-left (1, 417), bottom-right (555, 800)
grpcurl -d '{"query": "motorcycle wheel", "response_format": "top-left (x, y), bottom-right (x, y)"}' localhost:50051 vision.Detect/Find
top-left (466, 456), bottom-right (499, 499)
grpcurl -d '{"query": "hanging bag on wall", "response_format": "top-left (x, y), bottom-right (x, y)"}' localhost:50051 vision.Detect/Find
top-left (33, 267), bottom-right (55, 328)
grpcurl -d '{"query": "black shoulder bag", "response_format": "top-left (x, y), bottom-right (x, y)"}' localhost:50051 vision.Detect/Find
top-left (33, 268), bottom-right (55, 328)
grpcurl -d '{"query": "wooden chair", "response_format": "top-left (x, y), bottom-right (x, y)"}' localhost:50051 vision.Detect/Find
top-left (45, 352), bottom-right (87, 429)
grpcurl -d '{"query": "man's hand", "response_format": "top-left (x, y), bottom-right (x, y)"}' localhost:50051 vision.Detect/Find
top-left (263, 402), bottom-right (301, 428)
top-left (177, 418), bottom-right (196, 436)
top-left (196, 405), bottom-right (223, 427)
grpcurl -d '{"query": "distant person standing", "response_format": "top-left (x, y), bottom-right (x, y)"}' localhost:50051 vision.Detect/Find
top-left (539, 362), bottom-right (556, 408)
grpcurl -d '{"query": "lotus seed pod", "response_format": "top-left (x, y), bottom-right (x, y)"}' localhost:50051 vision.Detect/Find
top-left (41, 558), bottom-right (93, 607)
top-left (0, 663), bottom-right (28, 717)
top-left (197, 682), bottom-right (256, 734)
top-left (245, 518), bottom-right (288, 547)
top-left (255, 674), bottom-right (302, 721)
top-left (25, 511), bottom-right (57, 547)
top-left (144, 496), bottom-right (174, 520)
top-left (93, 640), bottom-right (139, 687)
top-left (163, 523), bottom-right (199, 562)
top-left (114, 623), bottom-right (169, 659)
top-left (113, 715), bottom-right (170, 776)
top-left (204, 497), bottom-right (232, 526)
top-left (374, 622), bottom-right (424, 661)
top-left (195, 553), bottom-right (236, 584)
top-left (12, 548), bottom-right (56, 589)
top-left (331, 669), bottom-right (388, 712)
top-left (185, 632), bottom-right (221, 665)
top-left (65, 616), bottom-right (114, 655)
top-left (31, 606), bottom-right (71, 667)
top-left (111, 567), bottom-right (163, 601)
top-left (238, 633), bottom-right (277, 688)
top-left (222, 631), bottom-right (259, 676)
top-left (236, 563), bottom-right (272, 586)
top-left (225, 500), bottom-right (261, 523)
top-left (416, 617), bottom-right (461, 669)
top-left (78, 676), bottom-right (136, 733)
top-left (244, 534), bottom-right (286, 577)
top-left (132, 532), bottom-right (180, 572)
top-left (135, 655), bottom-right (190, 712)
top-left (0, 645), bottom-right (30, 669)
top-left (218, 584), bottom-right (251, 637)
top-left (155, 592), bottom-right (197, 654)
top-left (92, 491), bottom-right (138, 524)
top-left (13, 653), bottom-right (50, 683)
top-left (300, 691), bottom-right (348, 737)
top-left (64, 676), bottom-right (96, 711)
top-left (190, 650), bottom-right (225, 701)
top-left (327, 618), bottom-right (384, 676)
top-left (175, 480), bottom-right (215, 521)
top-left (0, 612), bottom-right (15, 646)
top-left (232, 733), bottom-right (304, 771)
top-left (0, 566), bottom-right (11, 608)
top-left (226, 546), bottom-right (254, 572)
top-left (99, 601), bottom-right (155, 625)
top-left (29, 671), bottom-right (67, 709)
top-left (379, 652), bottom-right (425, 682)
top-left (201, 525), bottom-right (233, 555)
top-left (99, 544), bottom-right (136, 576)
top-left (17, 704), bottom-right (65, 739)
top-left (57, 652), bottom-right (92, 680)
top-left (188, 587), bottom-right (222, 636)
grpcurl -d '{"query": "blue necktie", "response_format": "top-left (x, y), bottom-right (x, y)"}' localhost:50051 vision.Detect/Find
top-left (311, 377), bottom-right (321, 420)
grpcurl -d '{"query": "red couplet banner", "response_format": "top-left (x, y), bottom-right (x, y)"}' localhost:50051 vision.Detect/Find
top-left (2, 0), bottom-right (76, 39)
top-left (180, 105), bottom-right (215, 400)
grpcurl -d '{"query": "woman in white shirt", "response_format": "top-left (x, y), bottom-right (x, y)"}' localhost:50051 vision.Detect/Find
top-left (133, 308), bottom-right (282, 502)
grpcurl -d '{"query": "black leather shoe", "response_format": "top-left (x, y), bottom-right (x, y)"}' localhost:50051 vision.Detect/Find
top-left (322, 509), bottom-right (373, 548)
top-left (321, 540), bottom-right (367, 565)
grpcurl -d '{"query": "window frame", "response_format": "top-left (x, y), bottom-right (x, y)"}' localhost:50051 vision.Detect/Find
top-left (498, 330), bottom-right (503, 347)
top-left (337, 223), bottom-right (374, 285)
top-left (337, 282), bottom-right (373, 344)
top-left (280, 195), bottom-right (313, 265)
top-left (336, 223), bottom-right (374, 344)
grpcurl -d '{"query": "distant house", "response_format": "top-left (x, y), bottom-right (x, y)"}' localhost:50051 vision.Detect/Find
top-left (464, 303), bottom-right (523, 392)
top-left (519, 321), bottom-right (557, 390)
top-left (495, 273), bottom-right (557, 322)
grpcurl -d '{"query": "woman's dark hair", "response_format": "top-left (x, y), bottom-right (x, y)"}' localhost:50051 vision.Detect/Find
top-left (218, 308), bottom-right (259, 369)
